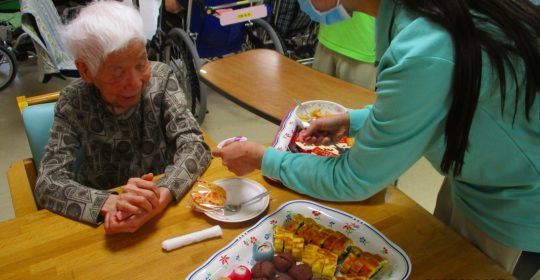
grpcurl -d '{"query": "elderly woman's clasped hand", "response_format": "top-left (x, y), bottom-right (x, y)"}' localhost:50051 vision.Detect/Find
top-left (100, 173), bottom-right (172, 234)
top-left (116, 174), bottom-right (160, 217)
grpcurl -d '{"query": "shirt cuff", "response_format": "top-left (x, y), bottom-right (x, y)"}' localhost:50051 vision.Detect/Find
top-left (95, 191), bottom-right (113, 225)
top-left (348, 106), bottom-right (372, 135)
top-left (155, 179), bottom-right (179, 202)
top-left (261, 147), bottom-right (287, 180)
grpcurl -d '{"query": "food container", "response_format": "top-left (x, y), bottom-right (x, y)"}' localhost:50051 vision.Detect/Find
top-left (292, 100), bottom-right (347, 129)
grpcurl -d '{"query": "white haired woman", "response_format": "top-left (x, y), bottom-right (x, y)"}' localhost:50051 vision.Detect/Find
top-left (35, 0), bottom-right (211, 234)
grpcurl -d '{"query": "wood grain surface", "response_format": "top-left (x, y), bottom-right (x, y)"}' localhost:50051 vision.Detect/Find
top-left (199, 49), bottom-right (375, 125)
top-left (0, 157), bottom-right (513, 279)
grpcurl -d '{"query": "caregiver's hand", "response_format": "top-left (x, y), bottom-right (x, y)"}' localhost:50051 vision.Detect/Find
top-left (212, 141), bottom-right (266, 176)
top-left (298, 113), bottom-right (350, 145)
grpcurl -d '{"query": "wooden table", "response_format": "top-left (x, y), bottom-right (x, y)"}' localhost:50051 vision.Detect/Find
top-left (0, 158), bottom-right (512, 279)
top-left (199, 49), bottom-right (375, 125)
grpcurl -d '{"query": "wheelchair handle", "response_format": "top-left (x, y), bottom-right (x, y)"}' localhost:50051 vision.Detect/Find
top-left (205, 0), bottom-right (265, 14)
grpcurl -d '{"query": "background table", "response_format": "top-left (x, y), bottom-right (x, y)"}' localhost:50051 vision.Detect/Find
top-left (199, 49), bottom-right (375, 125)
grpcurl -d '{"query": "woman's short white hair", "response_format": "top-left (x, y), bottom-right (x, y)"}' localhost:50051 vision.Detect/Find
top-left (62, 0), bottom-right (146, 76)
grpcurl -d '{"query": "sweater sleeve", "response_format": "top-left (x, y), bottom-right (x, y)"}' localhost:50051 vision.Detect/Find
top-left (262, 55), bottom-right (454, 201)
top-left (154, 71), bottom-right (212, 201)
top-left (348, 106), bottom-right (372, 136)
top-left (35, 92), bottom-right (110, 225)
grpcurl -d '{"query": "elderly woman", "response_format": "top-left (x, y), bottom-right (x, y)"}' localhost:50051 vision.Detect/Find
top-left (35, 1), bottom-right (211, 234)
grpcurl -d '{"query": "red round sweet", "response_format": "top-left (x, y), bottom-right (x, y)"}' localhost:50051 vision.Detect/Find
top-left (228, 265), bottom-right (251, 280)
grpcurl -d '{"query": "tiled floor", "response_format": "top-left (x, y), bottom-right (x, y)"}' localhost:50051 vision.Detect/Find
top-left (0, 58), bottom-right (444, 222)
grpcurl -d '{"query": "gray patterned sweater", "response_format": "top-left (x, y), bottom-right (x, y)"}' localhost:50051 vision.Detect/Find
top-left (35, 62), bottom-right (211, 225)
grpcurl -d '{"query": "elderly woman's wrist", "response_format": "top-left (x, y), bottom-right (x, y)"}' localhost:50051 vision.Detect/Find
top-left (99, 194), bottom-right (117, 217)
top-left (157, 186), bottom-right (174, 204)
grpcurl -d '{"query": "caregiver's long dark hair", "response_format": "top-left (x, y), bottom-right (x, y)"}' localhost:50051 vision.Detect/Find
top-left (399, 0), bottom-right (540, 176)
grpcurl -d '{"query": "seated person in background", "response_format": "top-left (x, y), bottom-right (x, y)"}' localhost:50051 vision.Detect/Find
top-left (165, 0), bottom-right (183, 14)
top-left (35, 0), bottom-right (211, 234)
top-left (162, 0), bottom-right (185, 33)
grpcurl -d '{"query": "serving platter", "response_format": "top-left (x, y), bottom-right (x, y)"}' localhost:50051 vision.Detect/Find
top-left (187, 200), bottom-right (411, 279)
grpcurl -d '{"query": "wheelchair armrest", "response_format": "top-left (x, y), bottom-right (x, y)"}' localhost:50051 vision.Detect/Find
top-left (6, 158), bottom-right (40, 217)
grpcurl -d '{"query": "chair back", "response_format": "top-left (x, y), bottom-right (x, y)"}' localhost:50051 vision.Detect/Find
top-left (20, 102), bottom-right (56, 169)
top-left (190, 4), bottom-right (246, 58)
top-left (8, 91), bottom-right (215, 217)
top-left (17, 92), bottom-right (83, 172)
top-left (6, 92), bottom-right (60, 217)
top-left (17, 92), bottom-right (61, 170)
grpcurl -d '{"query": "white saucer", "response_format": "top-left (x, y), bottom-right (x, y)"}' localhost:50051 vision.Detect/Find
top-left (205, 178), bottom-right (269, 223)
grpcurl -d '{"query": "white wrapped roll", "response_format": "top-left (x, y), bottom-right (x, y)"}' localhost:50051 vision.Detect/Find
top-left (161, 225), bottom-right (223, 251)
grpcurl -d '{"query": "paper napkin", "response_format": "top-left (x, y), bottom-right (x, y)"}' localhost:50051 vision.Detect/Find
top-left (162, 225), bottom-right (223, 251)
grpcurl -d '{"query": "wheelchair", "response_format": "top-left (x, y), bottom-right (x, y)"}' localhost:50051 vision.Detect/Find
top-left (146, 0), bottom-right (285, 124)
top-left (0, 0), bottom-right (35, 90)
top-left (19, 0), bottom-right (79, 84)
top-left (266, 0), bottom-right (319, 64)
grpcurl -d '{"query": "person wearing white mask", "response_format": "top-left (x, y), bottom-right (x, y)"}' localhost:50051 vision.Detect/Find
top-left (297, 0), bottom-right (351, 24)
top-left (213, 0), bottom-right (540, 278)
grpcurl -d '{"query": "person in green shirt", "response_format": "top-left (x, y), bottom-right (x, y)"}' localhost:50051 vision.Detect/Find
top-left (312, 12), bottom-right (376, 89)
top-left (213, 0), bottom-right (540, 278)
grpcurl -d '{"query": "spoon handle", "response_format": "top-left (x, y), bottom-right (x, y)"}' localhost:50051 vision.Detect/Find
top-left (241, 191), bottom-right (270, 206)
top-left (294, 99), bottom-right (314, 123)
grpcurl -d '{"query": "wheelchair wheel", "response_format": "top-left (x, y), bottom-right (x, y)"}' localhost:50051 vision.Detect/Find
top-left (163, 31), bottom-right (206, 124)
top-left (0, 44), bottom-right (17, 90)
top-left (243, 19), bottom-right (286, 55)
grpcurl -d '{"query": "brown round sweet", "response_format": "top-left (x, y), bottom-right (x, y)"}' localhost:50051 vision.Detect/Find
top-left (287, 264), bottom-right (312, 280)
top-left (272, 252), bottom-right (295, 272)
top-left (275, 274), bottom-right (294, 280)
top-left (251, 261), bottom-right (276, 279)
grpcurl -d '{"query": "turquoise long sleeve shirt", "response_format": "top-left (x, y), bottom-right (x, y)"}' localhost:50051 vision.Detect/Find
top-left (262, 0), bottom-right (539, 252)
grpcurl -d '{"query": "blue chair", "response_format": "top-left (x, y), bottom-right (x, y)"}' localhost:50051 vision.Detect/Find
top-left (6, 91), bottom-right (214, 218)
top-left (20, 102), bottom-right (56, 170)
top-left (7, 92), bottom-right (60, 216)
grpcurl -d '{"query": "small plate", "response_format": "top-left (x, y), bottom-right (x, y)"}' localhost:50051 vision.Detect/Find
top-left (187, 200), bottom-right (411, 280)
top-left (205, 178), bottom-right (269, 223)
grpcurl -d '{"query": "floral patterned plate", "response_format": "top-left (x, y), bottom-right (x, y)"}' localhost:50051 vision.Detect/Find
top-left (186, 200), bottom-right (411, 280)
